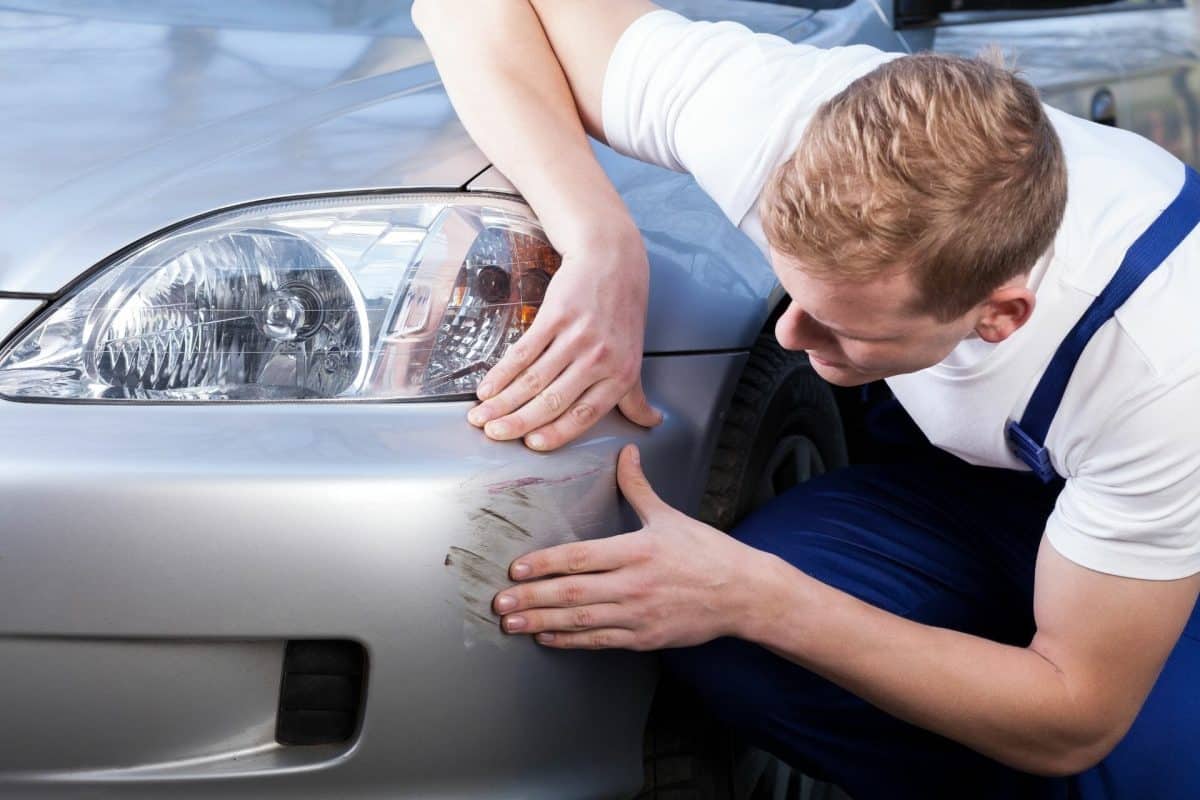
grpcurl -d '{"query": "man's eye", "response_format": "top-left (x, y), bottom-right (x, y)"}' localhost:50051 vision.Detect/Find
top-left (839, 333), bottom-right (892, 344)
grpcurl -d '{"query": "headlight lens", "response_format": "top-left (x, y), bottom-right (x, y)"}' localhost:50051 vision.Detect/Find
top-left (0, 195), bottom-right (560, 401)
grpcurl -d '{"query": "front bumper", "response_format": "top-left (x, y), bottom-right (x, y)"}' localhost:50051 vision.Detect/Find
top-left (0, 350), bottom-right (746, 799)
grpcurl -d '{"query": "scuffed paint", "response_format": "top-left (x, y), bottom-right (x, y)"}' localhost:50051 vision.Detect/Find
top-left (445, 455), bottom-right (618, 647)
top-left (443, 546), bottom-right (509, 631)
top-left (483, 467), bottom-right (604, 495)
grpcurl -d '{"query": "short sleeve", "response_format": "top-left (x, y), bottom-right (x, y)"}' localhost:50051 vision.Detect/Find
top-left (1045, 373), bottom-right (1200, 580)
top-left (601, 9), bottom-right (900, 229)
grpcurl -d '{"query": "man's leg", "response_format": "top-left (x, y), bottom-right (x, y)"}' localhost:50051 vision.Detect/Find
top-left (662, 458), bottom-right (1068, 799)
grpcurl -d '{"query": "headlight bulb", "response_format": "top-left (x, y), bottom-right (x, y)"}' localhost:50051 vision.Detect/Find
top-left (260, 283), bottom-right (324, 342)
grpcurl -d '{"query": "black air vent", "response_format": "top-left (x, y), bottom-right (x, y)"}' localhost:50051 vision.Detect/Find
top-left (276, 640), bottom-right (367, 746)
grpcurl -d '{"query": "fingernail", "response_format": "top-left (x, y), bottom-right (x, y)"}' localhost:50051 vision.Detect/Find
top-left (504, 615), bottom-right (526, 632)
top-left (511, 562), bottom-right (531, 579)
top-left (496, 594), bottom-right (516, 612)
top-left (468, 408), bottom-right (488, 426)
top-left (527, 433), bottom-right (546, 450)
top-left (478, 382), bottom-right (494, 400)
top-left (630, 446), bottom-right (641, 465)
top-left (486, 421), bottom-right (509, 438)
top-left (536, 633), bottom-right (555, 644)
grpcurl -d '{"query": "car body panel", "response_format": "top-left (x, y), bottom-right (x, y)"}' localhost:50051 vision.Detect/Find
top-left (0, 299), bottom-right (42, 343)
top-left (464, 166), bottom-right (517, 196)
top-left (0, 3), bottom-right (800, 791)
top-left (1, 638), bottom-right (285, 773)
top-left (0, 4), bottom-right (484, 294)
top-left (0, 349), bottom-right (746, 797)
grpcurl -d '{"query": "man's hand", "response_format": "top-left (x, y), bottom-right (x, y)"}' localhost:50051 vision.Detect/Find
top-left (466, 229), bottom-right (662, 452)
top-left (413, 0), bottom-right (662, 451)
top-left (491, 444), bottom-right (765, 649)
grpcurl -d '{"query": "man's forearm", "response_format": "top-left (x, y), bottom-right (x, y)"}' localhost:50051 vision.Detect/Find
top-left (742, 553), bottom-right (1114, 776)
top-left (414, 0), bottom-right (666, 448)
top-left (412, 0), bottom-right (636, 250)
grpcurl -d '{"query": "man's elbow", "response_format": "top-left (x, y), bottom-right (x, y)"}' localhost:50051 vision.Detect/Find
top-left (1021, 726), bottom-right (1126, 777)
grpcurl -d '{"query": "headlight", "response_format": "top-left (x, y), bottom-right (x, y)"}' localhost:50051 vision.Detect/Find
top-left (0, 194), bottom-right (560, 401)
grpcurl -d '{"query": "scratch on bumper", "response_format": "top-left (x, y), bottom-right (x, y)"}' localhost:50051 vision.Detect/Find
top-left (446, 456), bottom-right (617, 646)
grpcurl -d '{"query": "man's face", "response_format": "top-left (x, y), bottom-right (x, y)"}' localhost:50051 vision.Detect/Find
top-left (770, 249), bottom-right (978, 387)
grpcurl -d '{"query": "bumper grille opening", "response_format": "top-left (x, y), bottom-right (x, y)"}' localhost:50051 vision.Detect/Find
top-left (275, 639), bottom-right (367, 746)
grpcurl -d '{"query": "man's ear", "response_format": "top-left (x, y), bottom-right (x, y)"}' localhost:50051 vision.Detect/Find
top-left (974, 284), bottom-right (1035, 343)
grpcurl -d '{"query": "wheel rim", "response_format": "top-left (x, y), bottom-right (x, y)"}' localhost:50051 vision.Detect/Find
top-left (753, 433), bottom-right (826, 509)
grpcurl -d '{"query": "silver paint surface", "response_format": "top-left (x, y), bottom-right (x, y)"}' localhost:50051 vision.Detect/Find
top-left (0, 639), bottom-right (284, 773)
top-left (0, 351), bottom-right (745, 797)
top-left (0, 299), bottom-right (42, 343)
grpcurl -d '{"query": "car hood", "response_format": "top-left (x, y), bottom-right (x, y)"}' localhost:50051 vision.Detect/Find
top-left (0, 0), bottom-right (812, 295)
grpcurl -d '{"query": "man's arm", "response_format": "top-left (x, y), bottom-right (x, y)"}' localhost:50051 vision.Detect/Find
top-left (412, 0), bottom-right (661, 450)
top-left (746, 536), bottom-right (1200, 775)
top-left (491, 446), bottom-right (1200, 776)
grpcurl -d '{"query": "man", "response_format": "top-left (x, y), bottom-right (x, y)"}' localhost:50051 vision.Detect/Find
top-left (412, 1), bottom-right (1200, 797)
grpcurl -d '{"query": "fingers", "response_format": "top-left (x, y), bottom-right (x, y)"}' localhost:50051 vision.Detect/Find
top-left (520, 377), bottom-right (662, 452)
top-left (617, 379), bottom-right (663, 428)
top-left (493, 572), bottom-right (618, 614)
top-left (468, 337), bottom-right (574, 434)
top-left (533, 629), bottom-right (639, 650)
top-left (616, 444), bottom-right (671, 525)
top-left (500, 602), bottom-right (628, 634)
top-left (477, 358), bottom-right (600, 446)
top-left (520, 376), bottom-right (625, 451)
top-left (506, 532), bottom-right (648, 582)
top-left (474, 322), bottom-right (554, 402)
top-left (467, 292), bottom-right (650, 450)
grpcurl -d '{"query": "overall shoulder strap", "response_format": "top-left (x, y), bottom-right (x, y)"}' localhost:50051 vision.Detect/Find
top-left (1007, 165), bottom-right (1200, 482)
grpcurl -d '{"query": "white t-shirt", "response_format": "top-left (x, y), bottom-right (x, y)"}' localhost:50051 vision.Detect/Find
top-left (603, 9), bottom-right (1200, 580)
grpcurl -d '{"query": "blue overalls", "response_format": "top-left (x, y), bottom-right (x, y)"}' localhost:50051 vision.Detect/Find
top-left (662, 166), bottom-right (1200, 799)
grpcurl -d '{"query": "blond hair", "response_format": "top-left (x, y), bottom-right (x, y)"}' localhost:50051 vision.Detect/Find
top-left (761, 51), bottom-right (1066, 321)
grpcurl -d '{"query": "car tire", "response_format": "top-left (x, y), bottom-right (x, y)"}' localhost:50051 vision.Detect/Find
top-left (699, 332), bottom-right (847, 531)
top-left (638, 332), bottom-right (851, 800)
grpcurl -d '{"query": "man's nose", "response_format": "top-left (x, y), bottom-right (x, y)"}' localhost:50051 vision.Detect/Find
top-left (775, 302), bottom-right (828, 352)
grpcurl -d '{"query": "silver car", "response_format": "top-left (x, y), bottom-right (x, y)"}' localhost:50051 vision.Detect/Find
top-left (1, 1), bottom-right (1196, 798)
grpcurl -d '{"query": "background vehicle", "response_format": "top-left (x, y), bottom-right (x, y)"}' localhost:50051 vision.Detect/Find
top-left (0, 1), bottom-right (1195, 797)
